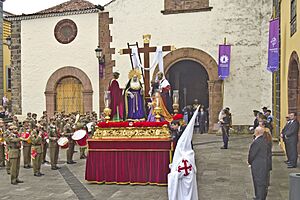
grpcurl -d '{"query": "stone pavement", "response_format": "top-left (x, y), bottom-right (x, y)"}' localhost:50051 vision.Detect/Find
top-left (0, 133), bottom-right (298, 200)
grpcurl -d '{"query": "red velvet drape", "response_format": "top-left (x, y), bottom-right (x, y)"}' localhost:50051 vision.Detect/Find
top-left (85, 139), bottom-right (172, 185)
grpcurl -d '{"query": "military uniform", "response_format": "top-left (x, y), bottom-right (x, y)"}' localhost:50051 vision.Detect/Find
top-left (0, 126), bottom-right (5, 167)
top-left (64, 122), bottom-right (76, 164)
top-left (3, 129), bottom-right (11, 174)
top-left (49, 123), bottom-right (60, 170)
top-left (20, 122), bottom-right (32, 168)
top-left (38, 119), bottom-right (49, 164)
top-left (29, 128), bottom-right (44, 176)
top-left (7, 127), bottom-right (23, 185)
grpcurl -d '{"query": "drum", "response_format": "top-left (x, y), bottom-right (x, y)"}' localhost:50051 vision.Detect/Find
top-left (21, 132), bottom-right (31, 144)
top-left (72, 130), bottom-right (88, 146)
top-left (57, 137), bottom-right (69, 149)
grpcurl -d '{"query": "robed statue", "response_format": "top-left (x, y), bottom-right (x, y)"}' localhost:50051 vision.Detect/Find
top-left (124, 69), bottom-right (146, 120)
top-left (156, 72), bottom-right (173, 113)
top-left (108, 72), bottom-right (124, 121)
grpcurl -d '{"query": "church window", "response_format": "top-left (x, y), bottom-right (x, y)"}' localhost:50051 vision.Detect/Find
top-left (54, 19), bottom-right (78, 44)
top-left (291, 0), bottom-right (297, 36)
top-left (162, 0), bottom-right (212, 15)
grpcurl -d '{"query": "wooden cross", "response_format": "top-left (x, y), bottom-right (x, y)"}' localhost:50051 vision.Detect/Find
top-left (119, 34), bottom-right (174, 97)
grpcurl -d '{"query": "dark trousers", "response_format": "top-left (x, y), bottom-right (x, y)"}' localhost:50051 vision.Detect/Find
top-left (42, 142), bottom-right (48, 162)
top-left (253, 178), bottom-right (268, 200)
top-left (287, 140), bottom-right (298, 167)
top-left (221, 126), bottom-right (229, 148)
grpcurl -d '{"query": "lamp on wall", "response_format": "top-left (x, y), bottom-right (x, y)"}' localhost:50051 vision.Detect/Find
top-left (95, 46), bottom-right (105, 78)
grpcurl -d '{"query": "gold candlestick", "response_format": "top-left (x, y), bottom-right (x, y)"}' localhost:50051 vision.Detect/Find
top-left (154, 106), bottom-right (162, 122)
top-left (103, 107), bottom-right (112, 122)
top-left (173, 103), bottom-right (179, 114)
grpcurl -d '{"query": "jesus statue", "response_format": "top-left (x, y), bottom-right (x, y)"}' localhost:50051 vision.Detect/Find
top-left (124, 69), bottom-right (146, 120)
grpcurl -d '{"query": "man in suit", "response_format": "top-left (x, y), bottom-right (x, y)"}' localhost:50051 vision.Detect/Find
top-left (284, 112), bottom-right (299, 168)
top-left (248, 127), bottom-right (268, 200)
top-left (281, 115), bottom-right (291, 164)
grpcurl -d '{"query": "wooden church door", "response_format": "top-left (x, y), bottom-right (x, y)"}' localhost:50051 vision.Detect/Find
top-left (56, 77), bottom-right (84, 114)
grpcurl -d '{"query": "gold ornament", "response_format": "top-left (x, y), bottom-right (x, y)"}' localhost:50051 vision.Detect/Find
top-left (128, 69), bottom-right (142, 80)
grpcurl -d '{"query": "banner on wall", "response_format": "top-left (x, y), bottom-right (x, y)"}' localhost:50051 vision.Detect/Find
top-left (218, 45), bottom-right (231, 80)
top-left (267, 18), bottom-right (279, 73)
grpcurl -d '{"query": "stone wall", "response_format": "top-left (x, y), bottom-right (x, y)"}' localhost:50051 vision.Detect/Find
top-left (10, 20), bottom-right (21, 114)
top-left (99, 12), bottom-right (115, 112)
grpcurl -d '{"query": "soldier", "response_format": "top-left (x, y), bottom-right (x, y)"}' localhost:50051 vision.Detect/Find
top-left (12, 115), bottom-right (19, 128)
top-left (7, 125), bottom-right (24, 185)
top-left (32, 113), bottom-right (38, 127)
top-left (0, 118), bottom-right (6, 167)
top-left (76, 121), bottom-right (87, 159)
top-left (39, 120), bottom-right (49, 164)
top-left (20, 119), bottom-right (32, 168)
top-left (26, 112), bottom-right (33, 129)
top-left (3, 126), bottom-right (11, 174)
top-left (49, 121), bottom-right (60, 170)
top-left (64, 118), bottom-right (76, 164)
top-left (29, 124), bottom-right (44, 176)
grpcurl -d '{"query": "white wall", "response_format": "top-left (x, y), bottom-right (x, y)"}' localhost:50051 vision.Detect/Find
top-left (106, 0), bottom-right (272, 125)
top-left (21, 13), bottom-right (99, 117)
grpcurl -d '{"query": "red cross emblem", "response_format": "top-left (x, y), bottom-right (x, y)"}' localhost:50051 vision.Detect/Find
top-left (178, 159), bottom-right (192, 176)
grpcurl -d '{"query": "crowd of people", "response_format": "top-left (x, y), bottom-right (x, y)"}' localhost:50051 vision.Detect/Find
top-left (247, 106), bottom-right (299, 200)
top-left (0, 111), bottom-right (97, 185)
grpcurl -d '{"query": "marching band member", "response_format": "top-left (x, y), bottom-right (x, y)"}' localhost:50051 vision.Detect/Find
top-left (29, 124), bottom-right (44, 177)
top-left (64, 118), bottom-right (76, 164)
top-left (0, 118), bottom-right (5, 167)
top-left (7, 124), bottom-right (24, 185)
top-left (20, 119), bottom-right (32, 169)
top-left (49, 120), bottom-right (60, 170)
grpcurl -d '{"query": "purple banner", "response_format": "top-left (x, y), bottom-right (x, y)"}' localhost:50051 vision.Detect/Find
top-left (218, 45), bottom-right (231, 80)
top-left (267, 19), bottom-right (279, 73)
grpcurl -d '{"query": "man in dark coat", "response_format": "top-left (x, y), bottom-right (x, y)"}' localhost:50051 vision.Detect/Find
top-left (284, 112), bottom-right (299, 168)
top-left (248, 127), bottom-right (268, 200)
top-left (281, 115), bottom-right (291, 164)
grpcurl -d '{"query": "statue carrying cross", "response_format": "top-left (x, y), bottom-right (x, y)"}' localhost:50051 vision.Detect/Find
top-left (119, 34), bottom-right (175, 98)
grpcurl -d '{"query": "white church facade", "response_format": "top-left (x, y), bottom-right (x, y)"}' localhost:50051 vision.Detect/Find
top-left (7, 0), bottom-right (272, 130)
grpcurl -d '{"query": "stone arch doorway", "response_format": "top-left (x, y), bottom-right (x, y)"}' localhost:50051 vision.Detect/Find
top-left (166, 60), bottom-right (209, 109)
top-left (153, 48), bottom-right (223, 131)
top-left (45, 66), bottom-right (93, 117)
top-left (288, 51), bottom-right (300, 154)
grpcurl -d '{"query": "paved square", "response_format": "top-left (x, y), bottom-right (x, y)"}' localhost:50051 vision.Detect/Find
top-left (0, 134), bottom-right (298, 200)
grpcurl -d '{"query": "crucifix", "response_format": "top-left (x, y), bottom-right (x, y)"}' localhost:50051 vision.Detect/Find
top-left (119, 34), bottom-right (175, 97)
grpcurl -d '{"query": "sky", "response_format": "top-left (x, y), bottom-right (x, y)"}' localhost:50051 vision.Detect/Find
top-left (3, 0), bottom-right (112, 15)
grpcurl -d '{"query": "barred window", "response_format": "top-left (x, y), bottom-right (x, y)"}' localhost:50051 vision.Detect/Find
top-left (291, 0), bottom-right (297, 36)
top-left (6, 66), bottom-right (11, 91)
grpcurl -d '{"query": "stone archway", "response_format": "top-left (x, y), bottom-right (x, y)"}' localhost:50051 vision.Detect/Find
top-left (153, 47), bottom-right (223, 132)
top-left (288, 51), bottom-right (300, 155)
top-left (45, 66), bottom-right (93, 117)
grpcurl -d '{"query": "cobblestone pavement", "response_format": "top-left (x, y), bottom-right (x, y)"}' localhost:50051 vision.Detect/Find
top-left (0, 133), bottom-right (298, 200)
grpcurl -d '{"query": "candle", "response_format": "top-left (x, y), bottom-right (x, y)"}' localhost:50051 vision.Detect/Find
top-left (106, 99), bottom-right (109, 107)
top-left (156, 97), bottom-right (159, 107)
top-left (174, 96), bottom-right (177, 104)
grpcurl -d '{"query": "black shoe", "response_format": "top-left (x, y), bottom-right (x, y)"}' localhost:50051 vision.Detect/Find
top-left (16, 180), bottom-right (24, 183)
top-left (284, 160), bottom-right (290, 164)
top-left (24, 166), bottom-right (30, 169)
top-left (34, 173), bottom-right (42, 177)
top-left (220, 147), bottom-right (228, 149)
top-left (80, 156), bottom-right (86, 159)
top-left (51, 167), bottom-right (58, 170)
top-left (38, 172), bottom-right (45, 176)
top-left (11, 182), bottom-right (18, 185)
top-left (67, 161), bottom-right (77, 164)
top-left (287, 165), bottom-right (296, 168)
top-left (7, 171), bottom-right (10, 175)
